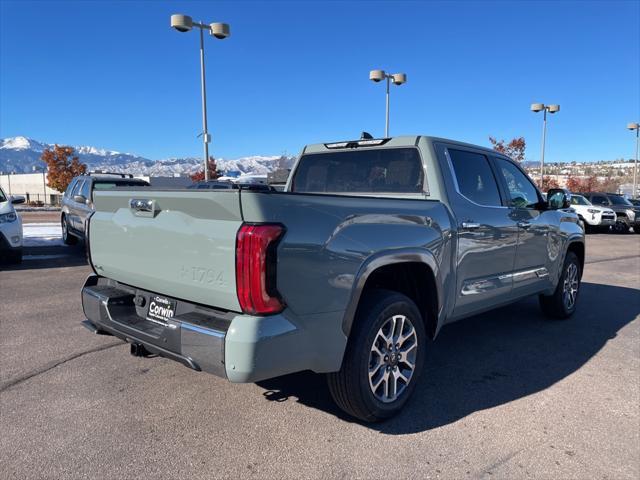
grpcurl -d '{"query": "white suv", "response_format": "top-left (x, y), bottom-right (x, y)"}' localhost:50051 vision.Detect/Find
top-left (570, 194), bottom-right (616, 233)
top-left (0, 186), bottom-right (25, 263)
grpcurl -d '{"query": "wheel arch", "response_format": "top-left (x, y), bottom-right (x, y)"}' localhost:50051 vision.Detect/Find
top-left (341, 249), bottom-right (443, 340)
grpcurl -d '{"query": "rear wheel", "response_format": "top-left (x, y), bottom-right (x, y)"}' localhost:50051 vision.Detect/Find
top-left (327, 290), bottom-right (426, 422)
top-left (539, 251), bottom-right (581, 319)
top-left (62, 216), bottom-right (77, 245)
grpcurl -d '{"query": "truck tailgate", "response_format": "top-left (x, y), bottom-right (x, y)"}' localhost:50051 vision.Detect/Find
top-left (89, 189), bottom-right (242, 311)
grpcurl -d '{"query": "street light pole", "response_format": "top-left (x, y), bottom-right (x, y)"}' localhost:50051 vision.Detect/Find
top-left (385, 75), bottom-right (390, 137)
top-left (635, 128), bottom-right (639, 198)
top-left (42, 169), bottom-right (47, 205)
top-left (540, 107), bottom-right (547, 188)
top-left (531, 103), bottom-right (560, 188)
top-left (370, 70), bottom-right (407, 137)
top-left (198, 25), bottom-right (211, 181)
top-left (628, 122), bottom-right (640, 198)
top-left (171, 14), bottom-right (230, 182)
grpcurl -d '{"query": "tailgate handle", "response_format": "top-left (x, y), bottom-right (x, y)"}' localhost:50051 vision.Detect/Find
top-left (130, 198), bottom-right (158, 217)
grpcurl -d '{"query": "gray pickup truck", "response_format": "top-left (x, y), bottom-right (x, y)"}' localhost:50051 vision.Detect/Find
top-left (81, 135), bottom-right (584, 421)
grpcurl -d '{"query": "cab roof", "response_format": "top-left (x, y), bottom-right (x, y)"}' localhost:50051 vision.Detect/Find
top-left (302, 135), bottom-right (500, 156)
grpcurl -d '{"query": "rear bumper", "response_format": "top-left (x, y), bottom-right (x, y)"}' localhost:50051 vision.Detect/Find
top-left (81, 275), bottom-right (347, 383)
top-left (82, 278), bottom-right (226, 376)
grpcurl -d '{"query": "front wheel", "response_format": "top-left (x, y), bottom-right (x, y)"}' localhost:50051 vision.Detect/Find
top-left (613, 220), bottom-right (630, 234)
top-left (327, 290), bottom-right (426, 422)
top-left (539, 251), bottom-right (581, 319)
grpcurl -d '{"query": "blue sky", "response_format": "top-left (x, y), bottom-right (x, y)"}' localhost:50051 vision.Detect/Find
top-left (1, 0), bottom-right (638, 162)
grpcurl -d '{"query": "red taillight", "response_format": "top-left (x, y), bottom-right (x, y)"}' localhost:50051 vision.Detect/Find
top-left (236, 224), bottom-right (285, 315)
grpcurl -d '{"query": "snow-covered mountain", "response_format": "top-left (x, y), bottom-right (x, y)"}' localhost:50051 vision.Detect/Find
top-left (0, 136), bottom-right (293, 176)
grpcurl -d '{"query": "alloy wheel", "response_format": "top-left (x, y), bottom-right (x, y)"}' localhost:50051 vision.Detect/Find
top-left (563, 262), bottom-right (579, 310)
top-left (368, 314), bottom-right (418, 403)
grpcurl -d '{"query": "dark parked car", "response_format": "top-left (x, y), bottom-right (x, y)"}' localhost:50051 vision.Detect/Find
top-left (188, 180), bottom-right (272, 191)
top-left (61, 172), bottom-right (150, 244)
top-left (583, 192), bottom-right (640, 233)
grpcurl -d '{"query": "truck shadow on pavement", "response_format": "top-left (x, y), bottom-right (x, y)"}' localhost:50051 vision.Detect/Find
top-left (256, 282), bottom-right (639, 433)
top-left (0, 245), bottom-right (87, 272)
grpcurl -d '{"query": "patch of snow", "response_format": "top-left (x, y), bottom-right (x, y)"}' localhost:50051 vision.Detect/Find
top-left (1, 136), bottom-right (45, 151)
top-left (22, 222), bottom-right (63, 247)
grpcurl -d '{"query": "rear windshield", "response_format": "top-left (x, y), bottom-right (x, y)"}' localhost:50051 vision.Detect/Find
top-left (93, 180), bottom-right (150, 190)
top-left (291, 148), bottom-right (424, 194)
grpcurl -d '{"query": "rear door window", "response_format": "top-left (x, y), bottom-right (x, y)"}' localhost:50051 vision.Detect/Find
top-left (80, 180), bottom-right (91, 200)
top-left (71, 180), bottom-right (84, 198)
top-left (65, 179), bottom-right (77, 197)
top-left (448, 149), bottom-right (502, 206)
top-left (291, 148), bottom-right (424, 194)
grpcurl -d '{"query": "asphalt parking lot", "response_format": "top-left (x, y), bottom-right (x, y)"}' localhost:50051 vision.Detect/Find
top-left (1, 225), bottom-right (639, 479)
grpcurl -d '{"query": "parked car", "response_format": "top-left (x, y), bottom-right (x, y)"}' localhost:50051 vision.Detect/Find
top-left (0, 186), bottom-right (25, 264)
top-left (629, 198), bottom-right (640, 207)
top-left (187, 180), bottom-right (271, 191)
top-left (81, 135), bottom-right (584, 422)
top-left (569, 194), bottom-right (616, 232)
top-left (60, 172), bottom-right (150, 244)
top-left (583, 192), bottom-right (640, 233)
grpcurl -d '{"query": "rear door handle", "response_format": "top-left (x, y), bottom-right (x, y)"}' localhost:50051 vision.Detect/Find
top-left (461, 222), bottom-right (481, 230)
top-left (518, 221), bottom-right (531, 229)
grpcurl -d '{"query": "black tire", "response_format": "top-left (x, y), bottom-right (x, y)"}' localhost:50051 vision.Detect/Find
top-left (4, 249), bottom-right (22, 264)
top-left (327, 289), bottom-right (426, 422)
top-left (61, 215), bottom-right (77, 245)
top-left (539, 251), bottom-right (581, 320)
top-left (613, 220), bottom-right (630, 234)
